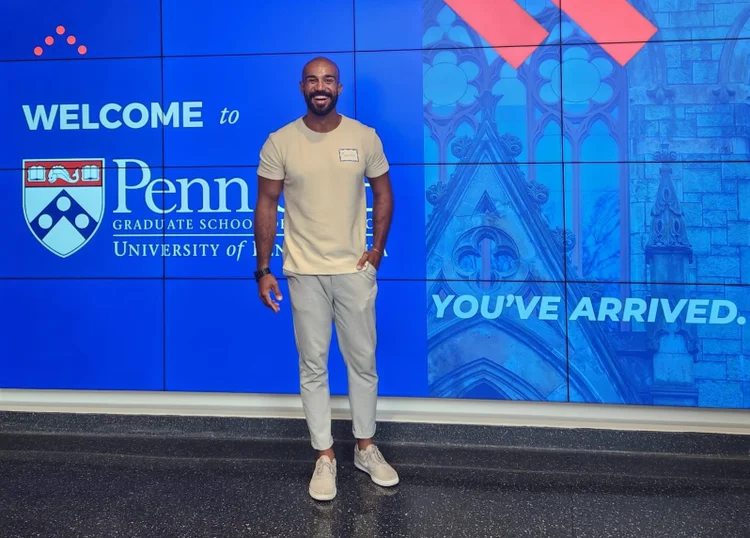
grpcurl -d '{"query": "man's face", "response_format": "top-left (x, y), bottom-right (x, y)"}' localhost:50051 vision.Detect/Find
top-left (301, 61), bottom-right (341, 116)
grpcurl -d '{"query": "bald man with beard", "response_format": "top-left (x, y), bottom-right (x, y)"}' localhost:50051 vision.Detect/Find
top-left (253, 57), bottom-right (399, 501)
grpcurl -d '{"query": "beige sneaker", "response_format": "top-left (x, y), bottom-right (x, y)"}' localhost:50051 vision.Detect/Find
top-left (309, 455), bottom-right (337, 501)
top-left (354, 444), bottom-right (400, 487)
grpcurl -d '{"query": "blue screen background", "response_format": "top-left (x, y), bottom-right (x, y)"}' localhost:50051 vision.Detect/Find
top-left (2, 0), bottom-right (749, 409)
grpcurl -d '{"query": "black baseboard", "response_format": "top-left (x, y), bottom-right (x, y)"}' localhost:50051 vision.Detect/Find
top-left (1, 410), bottom-right (749, 456)
top-left (1, 410), bottom-right (749, 491)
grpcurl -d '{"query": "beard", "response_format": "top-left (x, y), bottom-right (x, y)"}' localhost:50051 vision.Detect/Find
top-left (305, 90), bottom-right (338, 116)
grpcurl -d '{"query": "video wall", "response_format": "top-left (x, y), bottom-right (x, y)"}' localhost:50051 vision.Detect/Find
top-left (1, 0), bottom-right (749, 409)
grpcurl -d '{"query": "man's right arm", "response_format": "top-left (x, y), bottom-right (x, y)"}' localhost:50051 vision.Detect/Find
top-left (254, 176), bottom-right (282, 270)
top-left (255, 135), bottom-right (285, 270)
top-left (254, 135), bottom-right (285, 312)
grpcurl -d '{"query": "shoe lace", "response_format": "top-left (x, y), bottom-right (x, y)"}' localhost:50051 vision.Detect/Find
top-left (315, 459), bottom-right (333, 476)
top-left (364, 446), bottom-right (386, 465)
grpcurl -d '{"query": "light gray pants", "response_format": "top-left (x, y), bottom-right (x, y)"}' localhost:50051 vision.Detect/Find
top-left (284, 264), bottom-right (379, 450)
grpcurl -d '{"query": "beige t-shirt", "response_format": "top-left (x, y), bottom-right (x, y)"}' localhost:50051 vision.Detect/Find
top-left (257, 114), bottom-right (390, 275)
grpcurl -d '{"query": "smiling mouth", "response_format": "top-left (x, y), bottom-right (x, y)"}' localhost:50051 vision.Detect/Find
top-left (313, 95), bottom-right (330, 104)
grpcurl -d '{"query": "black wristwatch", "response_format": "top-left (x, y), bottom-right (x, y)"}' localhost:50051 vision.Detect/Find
top-left (254, 267), bottom-right (272, 282)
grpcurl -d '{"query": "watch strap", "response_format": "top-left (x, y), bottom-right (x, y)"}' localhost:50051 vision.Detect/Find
top-left (254, 267), bottom-right (272, 282)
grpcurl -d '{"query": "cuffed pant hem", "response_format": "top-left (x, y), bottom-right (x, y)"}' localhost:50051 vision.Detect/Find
top-left (311, 438), bottom-right (335, 452)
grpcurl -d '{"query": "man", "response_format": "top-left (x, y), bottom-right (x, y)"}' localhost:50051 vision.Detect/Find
top-left (253, 56), bottom-right (398, 501)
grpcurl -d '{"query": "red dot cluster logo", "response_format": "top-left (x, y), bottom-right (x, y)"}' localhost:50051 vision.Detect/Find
top-left (33, 25), bottom-right (87, 57)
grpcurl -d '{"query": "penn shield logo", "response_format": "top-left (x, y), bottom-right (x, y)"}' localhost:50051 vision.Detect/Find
top-left (23, 159), bottom-right (105, 258)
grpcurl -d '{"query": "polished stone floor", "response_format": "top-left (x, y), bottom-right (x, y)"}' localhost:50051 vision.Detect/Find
top-left (1, 450), bottom-right (748, 538)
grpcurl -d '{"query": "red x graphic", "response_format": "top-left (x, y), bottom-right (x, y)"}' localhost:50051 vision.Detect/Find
top-left (443, 0), bottom-right (549, 69)
top-left (550, 0), bottom-right (658, 65)
top-left (445, 0), bottom-right (657, 68)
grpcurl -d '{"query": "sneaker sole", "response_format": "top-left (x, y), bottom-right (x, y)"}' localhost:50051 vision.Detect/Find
top-left (354, 459), bottom-right (400, 487)
top-left (309, 486), bottom-right (337, 501)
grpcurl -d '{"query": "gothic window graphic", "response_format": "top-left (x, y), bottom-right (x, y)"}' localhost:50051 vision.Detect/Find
top-left (724, 7), bottom-right (750, 87)
top-left (493, 63), bottom-right (529, 164)
top-left (423, 0), bottom-right (635, 403)
top-left (424, 3), bottom-right (629, 293)
top-left (452, 226), bottom-right (521, 289)
top-left (423, 2), bottom-right (574, 401)
top-left (537, 38), bottom-right (629, 292)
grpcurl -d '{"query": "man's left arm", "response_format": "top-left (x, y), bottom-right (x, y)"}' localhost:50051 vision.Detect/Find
top-left (357, 129), bottom-right (393, 270)
top-left (367, 171), bottom-right (394, 269)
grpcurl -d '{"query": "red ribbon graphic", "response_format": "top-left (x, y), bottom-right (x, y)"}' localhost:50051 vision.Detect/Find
top-left (445, 0), bottom-right (657, 67)
top-left (550, 0), bottom-right (658, 65)
top-left (443, 0), bottom-right (550, 69)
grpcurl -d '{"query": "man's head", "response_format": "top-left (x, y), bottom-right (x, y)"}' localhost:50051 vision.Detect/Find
top-left (300, 57), bottom-right (342, 117)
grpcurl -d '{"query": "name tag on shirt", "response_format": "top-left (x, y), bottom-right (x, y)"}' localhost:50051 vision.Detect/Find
top-left (338, 148), bottom-right (359, 162)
